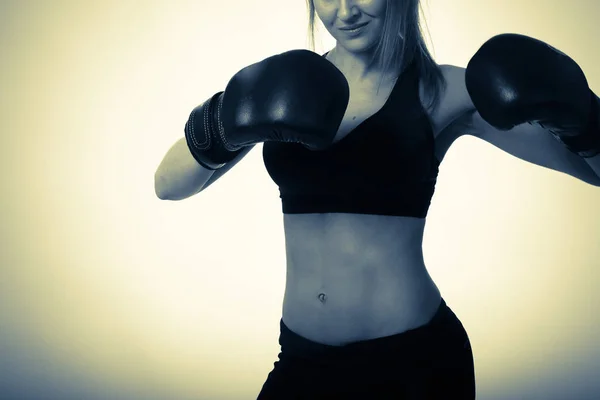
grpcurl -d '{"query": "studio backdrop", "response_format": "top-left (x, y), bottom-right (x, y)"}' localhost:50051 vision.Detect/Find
top-left (1, 1), bottom-right (599, 399)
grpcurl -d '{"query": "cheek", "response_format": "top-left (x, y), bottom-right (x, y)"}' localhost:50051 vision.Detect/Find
top-left (357, 0), bottom-right (387, 16)
top-left (367, 20), bottom-right (385, 39)
top-left (314, 4), bottom-right (336, 28)
top-left (314, 0), bottom-right (387, 30)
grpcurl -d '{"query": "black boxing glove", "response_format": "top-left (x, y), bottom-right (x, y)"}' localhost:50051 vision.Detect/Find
top-left (465, 33), bottom-right (600, 158)
top-left (185, 50), bottom-right (350, 170)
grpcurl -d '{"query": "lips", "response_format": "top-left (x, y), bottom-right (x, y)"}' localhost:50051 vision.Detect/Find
top-left (339, 22), bottom-right (369, 31)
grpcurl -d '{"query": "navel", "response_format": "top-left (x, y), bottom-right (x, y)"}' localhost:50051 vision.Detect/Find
top-left (317, 293), bottom-right (327, 304)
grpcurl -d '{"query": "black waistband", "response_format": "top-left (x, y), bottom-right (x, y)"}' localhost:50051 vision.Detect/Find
top-left (278, 298), bottom-right (455, 360)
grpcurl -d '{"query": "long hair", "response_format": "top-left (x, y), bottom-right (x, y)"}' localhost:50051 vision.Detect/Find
top-left (306, 0), bottom-right (445, 113)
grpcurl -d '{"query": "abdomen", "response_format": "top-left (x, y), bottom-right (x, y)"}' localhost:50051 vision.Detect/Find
top-left (281, 212), bottom-right (441, 346)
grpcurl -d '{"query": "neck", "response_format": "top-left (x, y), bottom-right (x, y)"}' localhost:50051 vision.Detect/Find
top-left (328, 45), bottom-right (401, 88)
top-left (328, 45), bottom-right (378, 81)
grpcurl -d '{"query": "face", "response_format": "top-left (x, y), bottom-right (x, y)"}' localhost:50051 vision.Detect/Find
top-left (313, 0), bottom-right (387, 54)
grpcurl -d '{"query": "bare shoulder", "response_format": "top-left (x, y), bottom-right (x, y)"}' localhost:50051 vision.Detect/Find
top-left (423, 64), bottom-right (477, 160)
top-left (429, 64), bottom-right (476, 134)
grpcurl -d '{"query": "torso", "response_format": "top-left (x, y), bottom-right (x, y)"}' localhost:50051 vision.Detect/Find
top-left (281, 62), bottom-right (470, 346)
top-left (333, 75), bottom-right (397, 143)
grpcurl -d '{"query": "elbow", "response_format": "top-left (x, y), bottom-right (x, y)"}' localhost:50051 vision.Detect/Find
top-left (154, 172), bottom-right (172, 200)
top-left (154, 172), bottom-right (203, 200)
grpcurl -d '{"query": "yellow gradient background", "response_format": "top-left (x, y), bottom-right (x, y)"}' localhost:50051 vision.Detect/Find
top-left (1, 0), bottom-right (599, 399)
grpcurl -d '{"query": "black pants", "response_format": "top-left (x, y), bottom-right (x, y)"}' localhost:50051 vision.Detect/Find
top-left (257, 299), bottom-right (475, 399)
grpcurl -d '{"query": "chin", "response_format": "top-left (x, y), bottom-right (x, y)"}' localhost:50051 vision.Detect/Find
top-left (338, 37), bottom-right (378, 55)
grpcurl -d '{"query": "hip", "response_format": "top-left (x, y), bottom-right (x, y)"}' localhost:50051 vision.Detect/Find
top-left (260, 298), bottom-right (475, 399)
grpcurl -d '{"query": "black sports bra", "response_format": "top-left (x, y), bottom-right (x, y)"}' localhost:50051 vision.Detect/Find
top-left (262, 59), bottom-right (440, 218)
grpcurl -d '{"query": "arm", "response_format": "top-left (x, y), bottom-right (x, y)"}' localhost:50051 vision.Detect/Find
top-left (581, 94), bottom-right (600, 177)
top-left (155, 50), bottom-right (349, 200)
top-left (458, 34), bottom-right (600, 186)
top-left (154, 138), bottom-right (254, 200)
top-left (471, 108), bottom-right (600, 186)
top-left (466, 109), bottom-right (600, 186)
top-left (584, 151), bottom-right (600, 180)
top-left (438, 66), bottom-right (600, 186)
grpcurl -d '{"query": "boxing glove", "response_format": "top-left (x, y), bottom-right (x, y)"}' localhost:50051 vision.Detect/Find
top-left (185, 50), bottom-right (350, 170)
top-left (465, 33), bottom-right (600, 158)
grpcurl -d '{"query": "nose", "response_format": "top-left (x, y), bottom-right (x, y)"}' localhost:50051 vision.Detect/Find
top-left (337, 0), bottom-right (360, 22)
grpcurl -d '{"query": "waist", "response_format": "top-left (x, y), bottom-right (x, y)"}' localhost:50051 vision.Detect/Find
top-left (279, 298), bottom-right (451, 360)
top-left (281, 213), bottom-right (439, 345)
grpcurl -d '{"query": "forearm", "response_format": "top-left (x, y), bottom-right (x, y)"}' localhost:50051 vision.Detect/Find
top-left (582, 92), bottom-right (600, 181)
top-left (154, 137), bottom-right (216, 200)
top-left (584, 153), bottom-right (600, 182)
top-left (155, 141), bottom-right (255, 200)
top-left (155, 168), bottom-right (214, 201)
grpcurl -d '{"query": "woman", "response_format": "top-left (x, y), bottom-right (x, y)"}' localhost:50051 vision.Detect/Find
top-left (155, 0), bottom-right (600, 398)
